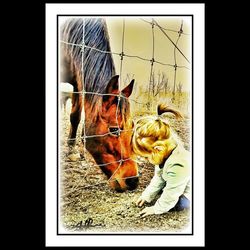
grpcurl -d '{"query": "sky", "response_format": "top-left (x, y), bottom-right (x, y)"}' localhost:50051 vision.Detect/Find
top-left (105, 17), bottom-right (191, 95)
top-left (59, 16), bottom-right (192, 103)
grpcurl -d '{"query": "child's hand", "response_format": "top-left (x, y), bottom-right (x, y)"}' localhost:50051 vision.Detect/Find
top-left (136, 197), bottom-right (146, 207)
top-left (139, 206), bottom-right (155, 217)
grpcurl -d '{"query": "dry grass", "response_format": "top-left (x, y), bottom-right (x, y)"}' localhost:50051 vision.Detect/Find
top-left (59, 104), bottom-right (191, 233)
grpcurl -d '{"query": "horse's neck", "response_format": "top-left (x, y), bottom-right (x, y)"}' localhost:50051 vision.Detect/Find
top-left (83, 100), bottom-right (100, 134)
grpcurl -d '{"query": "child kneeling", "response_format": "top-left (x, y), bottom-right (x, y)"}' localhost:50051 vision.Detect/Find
top-left (132, 104), bottom-right (190, 217)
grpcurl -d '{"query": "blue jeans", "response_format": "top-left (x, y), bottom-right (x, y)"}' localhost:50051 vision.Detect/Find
top-left (170, 195), bottom-right (190, 212)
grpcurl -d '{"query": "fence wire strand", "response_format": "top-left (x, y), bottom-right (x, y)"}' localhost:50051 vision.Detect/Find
top-left (108, 18), bottom-right (126, 183)
top-left (140, 18), bottom-right (190, 35)
top-left (81, 19), bottom-right (86, 160)
top-left (172, 20), bottom-right (183, 101)
top-left (148, 19), bottom-right (155, 101)
top-left (60, 42), bottom-right (189, 69)
top-left (153, 19), bottom-right (190, 64)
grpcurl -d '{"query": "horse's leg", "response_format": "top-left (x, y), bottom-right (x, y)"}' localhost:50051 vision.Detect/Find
top-left (68, 84), bottom-right (82, 146)
top-left (66, 84), bottom-right (82, 162)
top-left (64, 96), bottom-right (68, 113)
top-left (61, 95), bottom-right (66, 112)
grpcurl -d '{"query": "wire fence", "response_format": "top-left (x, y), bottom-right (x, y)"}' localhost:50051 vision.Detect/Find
top-left (60, 18), bottom-right (191, 188)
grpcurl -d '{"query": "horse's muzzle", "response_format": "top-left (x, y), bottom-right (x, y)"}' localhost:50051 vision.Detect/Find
top-left (110, 176), bottom-right (139, 192)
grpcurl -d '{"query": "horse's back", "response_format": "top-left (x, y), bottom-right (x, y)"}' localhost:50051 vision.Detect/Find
top-left (60, 18), bottom-right (115, 93)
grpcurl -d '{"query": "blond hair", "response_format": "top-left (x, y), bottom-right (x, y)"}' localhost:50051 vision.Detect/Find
top-left (132, 104), bottom-right (183, 165)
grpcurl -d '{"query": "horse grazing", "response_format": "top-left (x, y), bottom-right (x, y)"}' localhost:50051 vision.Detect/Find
top-left (60, 18), bottom-right (138, 191)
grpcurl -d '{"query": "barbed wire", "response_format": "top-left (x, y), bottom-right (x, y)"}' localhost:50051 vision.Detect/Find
top-left (152, 19), bottom-right (190, 64)
top-left (63, 155), bottom-right (144, 167)
top-left (65, 128), bottom-right (134, 141)
top-left (172, 20), bottom-right (183, 101)
top-left (148, 19), bottom-right (155, 101)
top-left (60, 18), bottom-right (191, 187)
top-left (60, 91), bottom-right (150, 106)
top-left (81, 19), bottom-right (87, 161)
top-left (140, 18), bottom-right (190, 35)
top-left (60, 41), bottom-right (190, 70)
top-left (107, 18), bottom-right (126, 184)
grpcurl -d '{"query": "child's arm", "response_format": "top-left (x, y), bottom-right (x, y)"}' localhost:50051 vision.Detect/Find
top-left (140, 166), bottom-right (166, 203)
top-left (153, 163), bottom-right (190, 214)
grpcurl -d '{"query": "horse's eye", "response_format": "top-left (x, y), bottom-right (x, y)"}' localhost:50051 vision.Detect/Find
top-left (109, 126), bottom-right (120, 136)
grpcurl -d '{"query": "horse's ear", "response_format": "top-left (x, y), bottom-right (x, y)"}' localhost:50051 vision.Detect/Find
top-left (105, 75), bottom-right (119, 94)
top-left (121, 79), bottom-right (134, 98)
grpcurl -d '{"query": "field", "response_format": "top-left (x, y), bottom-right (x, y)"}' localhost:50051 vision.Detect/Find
top-left (59, 101), bottom-right (191, 233)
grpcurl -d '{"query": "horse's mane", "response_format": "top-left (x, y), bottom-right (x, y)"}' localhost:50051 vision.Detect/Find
top-left (61, 18), bottom-right (116, 110)
top-left (61, 18), bottom-right (131, 131)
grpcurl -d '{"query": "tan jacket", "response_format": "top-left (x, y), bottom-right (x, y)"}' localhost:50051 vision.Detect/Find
top-left (140, 144), bottom-right (191, 214)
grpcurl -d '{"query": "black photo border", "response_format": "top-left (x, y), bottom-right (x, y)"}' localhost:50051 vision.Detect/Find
top-left (56, 14), bottom-right (194, 236)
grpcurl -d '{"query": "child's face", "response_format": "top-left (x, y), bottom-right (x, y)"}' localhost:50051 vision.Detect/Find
top-left (140, 144), bottom-right (169, 165)
top-left (140, 152), bottom-right (157, 165)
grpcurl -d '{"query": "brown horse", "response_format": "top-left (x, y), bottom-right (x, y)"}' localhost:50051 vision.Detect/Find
top-left (60, 18), bottom-right (138, 191)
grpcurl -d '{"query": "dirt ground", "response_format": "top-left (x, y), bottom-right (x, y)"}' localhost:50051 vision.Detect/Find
top-left (59, 107), bottom-right (191, 233)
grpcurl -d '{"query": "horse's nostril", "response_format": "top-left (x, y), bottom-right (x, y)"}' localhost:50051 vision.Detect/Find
top-left (112, 179), bottom-right (125, 192)
top-left (125, 177), bottom-right (139, 190)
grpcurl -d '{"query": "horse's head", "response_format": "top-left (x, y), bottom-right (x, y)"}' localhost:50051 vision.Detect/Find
top-left (85, 75), bottom-right (139, 192)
